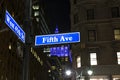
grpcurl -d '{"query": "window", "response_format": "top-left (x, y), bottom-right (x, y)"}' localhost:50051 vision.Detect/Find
top-left (32, 5), bottom-right (39, 10)
top-left (114, 29), bottom-right (120, 40)
top-left (88, 30), bottom-right (96, 41)
top-left (117, 52), bottom-right (120, 64)
top-left (34, 11), bottom-right (39, 17)
top-left (111, 7), bottom-right (119, 18)
top-left (73, 0), bottom-right (77, 4)
top-left (65, 57), bottom-right (68, 61)
top-left (73, 13), bottom-right (79, 24)
top-left (76, 56), bottom-right (81, 68)
top-left (90, 53), bottom-right (97, 65)
top-left (87, 9), bottom-right (94, 20)
top-left (113, 75), bottom-right (120, 80)
top-left (9, 44), bottom-right (12, 50)
top-left (90, 76), bottom-right (109, 80)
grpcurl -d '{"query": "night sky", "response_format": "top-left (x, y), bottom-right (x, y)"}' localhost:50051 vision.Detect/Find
top-left (44, 0), bottom-right (70, 33)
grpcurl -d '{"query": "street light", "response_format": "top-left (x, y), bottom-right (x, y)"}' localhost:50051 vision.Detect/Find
top-left (65, 69), bottom-right (80, 80)
top-left (65, 68), bottom-right (93, 80)
top-left (65, 70), bottom-right (72, 76)
top-left (87, 69), bottom-right (93, 76)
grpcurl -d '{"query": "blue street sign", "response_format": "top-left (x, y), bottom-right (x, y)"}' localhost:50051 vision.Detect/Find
top-left (35, 32), bottom-right (80, 46)
top-left (5, 10), bottom-right (25, 43)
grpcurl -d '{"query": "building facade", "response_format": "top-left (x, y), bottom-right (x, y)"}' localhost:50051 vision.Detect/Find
top-left (70, 0), bottom-right (120, 80)
top-left (0, 0), bottom-right (51, 80)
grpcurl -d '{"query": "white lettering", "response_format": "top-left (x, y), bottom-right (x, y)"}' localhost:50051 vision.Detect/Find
top-left (6, 15), bottom-right (10, 23)
top-left (65, 37), bottom-right (69, 41)
top-left (60, 36), bottom-right (73, 42)
top-left (53, 37), bottom-right (58, 42)
top-left (21, 33), bottom-right (24, 39)
top-left (42, 37), bottom-right (46, 43)
top-left (49, 37), bottom-right (53, 42)
top-left (17, 29), bottom-right (20, 36)
top-left (10, 21), bottom-right (14, 29)
top-left (15, 26), bottom-right (18, 31)
top-left (67, 37), bottom-right (73, 41)
top-left (42, 35), bottom-right (73, 44)
top-left (42, 37), bottom-right (58, 43)
top-left (60, 36), bottom-right (65, 41)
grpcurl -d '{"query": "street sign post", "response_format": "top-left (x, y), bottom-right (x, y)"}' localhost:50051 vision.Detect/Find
top-left (5, 10), bottom-right (25, 43)
top-left (35, 32), bottom-right (80, 46)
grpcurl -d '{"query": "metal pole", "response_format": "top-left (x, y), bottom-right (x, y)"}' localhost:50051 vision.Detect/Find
top-left (23, 0), bottom-right (32, 80)
top-left (23, 45), bottom-right (30, 80)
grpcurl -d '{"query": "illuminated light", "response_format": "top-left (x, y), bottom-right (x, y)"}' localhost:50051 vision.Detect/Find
top-left (48, 70), bottom-right (51, 73)
top-left (9, 44), bottom-right (11, 50)
top-left (51, 66), bottom-right (56, 70)
top-left (12, 12), bottom-right (14, 17)
top-left (5, 10), bottom-right (25, 43)
top-left (59, 68), bottom-right (62, 71)
top-left (37, 57), bottom-right (40, 62)
top-left (36, 18), bottom-right (39, 22)
top-left (50, 45), bottom-right (70, 57)
top-left (35, 32), bottom-right (80, 46)
top-left (87, 70), bottom-right (93, 75)
top-left (34, 11), bottom-right (39, 16)
top-left (65, 57), bottom-right (68, 61)
top-left (47, 54), bottom-right (51, 57)
top-left (90, 53), bottom-right (97, 65)
top-left (40, 61), bottom-right (43, 66)
top-left (31, 47), bottom-right (43, 66)
top-left (117, 52), bottom-right (120, 64)
top-left (65, 70), bottom-right (72, 76)
top-left (47, 27), bottom-right (74, 60)
top-left (77, 56), bottom-right (81, 68)
top-left (43, 48), bottom-right (50, 53)
top-left (32, 5), bottom-right (39, 10)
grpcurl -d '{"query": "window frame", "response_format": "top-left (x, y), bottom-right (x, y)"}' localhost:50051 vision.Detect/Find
top-left (87, 9), bottom-right (94, 20)
top-left (114, 28), bottom-right (120, 40)
top-left (73, 13), bottom-right (79, 24)
top-left (73, 0), bottom-right (77, 4)
top-left (111, 7), bottom-right (119, 18)
top-left (88, 30), bottom-right (97, 42)
top-left (76, 56), bottom-right (81, 68)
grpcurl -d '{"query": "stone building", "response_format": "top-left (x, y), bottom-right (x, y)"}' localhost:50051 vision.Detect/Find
top-left (70, 0), bottom-right (120, 80)
top-left (0, 0), bottom-right (51, 80)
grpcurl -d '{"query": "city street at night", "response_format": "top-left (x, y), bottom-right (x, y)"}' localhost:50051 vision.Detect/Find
top-left (0, 0), bottom-right (120, 80)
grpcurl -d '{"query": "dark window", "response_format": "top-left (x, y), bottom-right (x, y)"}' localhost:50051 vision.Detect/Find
top-left (73, 13), bottom-right (79, 24)
top-left (88, 30), bottom-right (96, 41)
top-left (87, 9), bottom-right (94, 20)
top-left (111, 7), bottom-right (119, 18)
top-left (74, 0), bottom-right (77, 4)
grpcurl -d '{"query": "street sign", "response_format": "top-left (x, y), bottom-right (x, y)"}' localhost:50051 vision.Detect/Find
top-left (5, 10), bottom-right (25, 43)
top-left (35, 32), bottom-right (80, 46)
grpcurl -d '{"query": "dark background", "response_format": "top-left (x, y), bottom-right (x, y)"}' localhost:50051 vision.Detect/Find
top-left (44, 0), bottom-right (70, 33)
